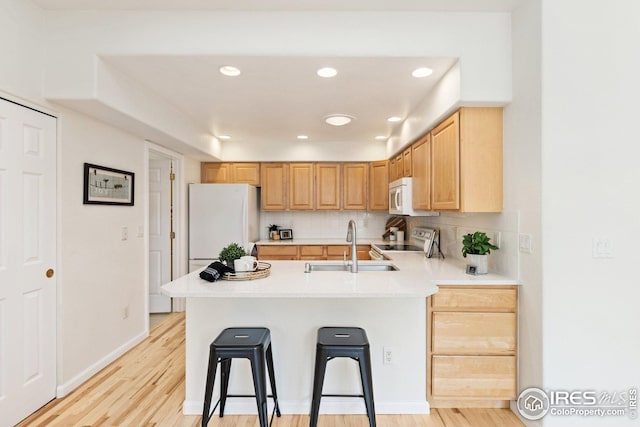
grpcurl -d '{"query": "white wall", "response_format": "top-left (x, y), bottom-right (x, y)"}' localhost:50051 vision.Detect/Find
top-left (0, 0), bottom-right (45, 103)
top-left (58, 107), bottom-right (147, 389)
top-left (541, 1), bottom-right (640, 426)
top-left (506, 1), bottom-right (543, 424)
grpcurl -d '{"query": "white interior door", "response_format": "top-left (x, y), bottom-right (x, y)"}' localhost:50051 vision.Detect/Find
top-left (0, 98), bottom-right (57, 426)
top-left (148, 158), bottom-right (172, 313)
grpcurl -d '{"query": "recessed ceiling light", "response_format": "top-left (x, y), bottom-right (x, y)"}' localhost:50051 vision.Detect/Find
top-left (219, 66), bottom-right (241, 77)
top-left (297, 135), bottom-right (309, 140)
top-left (412, 67), bottom-right (433, 78)
top-left (217, 135), bottom-right (231, 140)
top-left (375, 135), bottom-right (387, 140)
top-left (325, 114), bottom-right (354, 126)
top-left (317, 67), bottom-right (338, 78)
top-left (387, 116), bottom-right (403, 123)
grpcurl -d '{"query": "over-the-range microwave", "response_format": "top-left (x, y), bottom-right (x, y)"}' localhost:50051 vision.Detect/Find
top-left (389, 178), bottom-right (439, 217)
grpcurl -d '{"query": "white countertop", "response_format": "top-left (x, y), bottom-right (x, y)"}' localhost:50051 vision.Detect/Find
top-left (161, 252), bottom-right (519, 299)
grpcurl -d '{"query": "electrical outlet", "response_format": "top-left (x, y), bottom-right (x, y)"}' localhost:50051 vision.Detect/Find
top-left (123, 305), bottom-right (129, 319)
top-left (383, 346), bottom-right (393, 365)
top-left (121, 226), bottom-right (128, 241)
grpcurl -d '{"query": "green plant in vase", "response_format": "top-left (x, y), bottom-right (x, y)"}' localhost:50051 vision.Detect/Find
top-left (218, 243), bottom-right (247, 266)
top-left (461, 231), bottom-right (499, 274)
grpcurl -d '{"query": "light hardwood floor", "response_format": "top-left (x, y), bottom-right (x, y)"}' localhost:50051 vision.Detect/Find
top-left (18, 313), bottom-right (524, 427)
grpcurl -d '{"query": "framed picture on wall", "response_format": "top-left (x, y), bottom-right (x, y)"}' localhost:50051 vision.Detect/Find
top-left (83, 163), bottom-right (135, 206)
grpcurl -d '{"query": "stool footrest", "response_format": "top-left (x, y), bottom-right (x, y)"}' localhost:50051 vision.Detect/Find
top-left (225, 394), bottom-right (277, 398)
top-left (321, 393), bottom-right (364, 398)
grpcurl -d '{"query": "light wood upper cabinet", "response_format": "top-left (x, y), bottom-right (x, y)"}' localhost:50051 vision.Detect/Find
top-left (289, 163), bottom-right (314, 210)
top-left (431, 107), bottom-right (503, 212)
top-left (403, 147), bottom-right (412, 177)
top-left (389, 158), bottom-right (398, 182)
top-left (368, 160), bottom-right (389, 211)
top-left (395, 154), bottom-right (403, 180)
top-left (261, 163), bottom-right (287, 210)
top-left (431, 112), bottom-right (461, 210)
top-left (343, 163), bottom-right (368, 210)
top-left (201, 163), bottom-right (230, 183)
top-left (315, 163), bottom-right (341, 210)
top-left (201, 162), bottom-right (260, 185)
top-left (412, 134), bottom-right (431, 210)
top-left (231, 163), bottom-right (260, 185)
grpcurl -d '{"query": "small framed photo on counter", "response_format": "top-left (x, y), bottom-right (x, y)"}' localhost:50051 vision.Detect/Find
top-left (279, 229), bottom-right (293, 240)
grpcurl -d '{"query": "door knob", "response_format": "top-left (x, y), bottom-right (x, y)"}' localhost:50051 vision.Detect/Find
top-left (46, 269), bottom-right (54, 278)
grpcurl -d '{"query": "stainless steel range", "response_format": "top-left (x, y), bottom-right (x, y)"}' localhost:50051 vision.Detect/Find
top-left (370, 227), bottom-right (440, 260)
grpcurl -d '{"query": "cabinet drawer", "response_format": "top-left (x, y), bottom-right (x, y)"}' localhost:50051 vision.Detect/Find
top-left (431, 355), bottom-right (516, 399)
top-left (432, 312), bottom-right (516, 354)
top-left (257, 245), bottom-right (297, 260)
top-left (300, 245), bottom-right (324, 256)
top-left (432, 287), bottom-right (517, 311)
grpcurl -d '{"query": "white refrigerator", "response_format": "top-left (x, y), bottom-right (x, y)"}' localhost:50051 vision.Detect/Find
top-left (188, 183), bottom-right (259, 272)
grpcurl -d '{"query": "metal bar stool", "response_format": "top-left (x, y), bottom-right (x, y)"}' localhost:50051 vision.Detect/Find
top-left (202, 327), bottom-right (281, 427)
top-left (309, 326), bottom-right (376, 427)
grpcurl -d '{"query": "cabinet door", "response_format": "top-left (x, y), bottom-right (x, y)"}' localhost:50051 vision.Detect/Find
top-left (299, 245), bottom-right (325, 260)
top-left (201, 163), bottom-right (230, 183)
top-left (356, 245), bottom-right (371, 260)
top-left (395, 154), bottom-right (404, 178)
top-left (315, 163), bottom-right (341, 210)
top-left (431, 112), bottom-right (460, 210)
top-left (261, 163), bottom-right (287, 210)
top-left (411, 134), bottom-right (431, 210)
top-left (368, 160), bottom-right (389, 211)
top-left (403, 147), bottom-right (412, 177)
top-left (343, 163), bottom-right (368, 210)
top-left (231, 163), bottom-right (260, 185)
top-left (389, 158), bottom-right (397, 182)
top-left (289, 163), bottom-right (314, 210)
top-left (327, 245), bottom-right (350, 260)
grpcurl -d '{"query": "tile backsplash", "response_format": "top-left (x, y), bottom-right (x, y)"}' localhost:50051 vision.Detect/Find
top-left (260, 211), bottom-right (389, 240)
top-left (407, 211), bottom-right (519, 278)
top-left (260, 210), bottom-right (519, 278)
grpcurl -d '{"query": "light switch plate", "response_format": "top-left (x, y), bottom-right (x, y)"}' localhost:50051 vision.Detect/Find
top-left (519, 234), bottom-right (533, 253)
top-left (592, 238), bottom-right (613, 258)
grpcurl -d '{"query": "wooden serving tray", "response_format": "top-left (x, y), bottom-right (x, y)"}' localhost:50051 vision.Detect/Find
top-left (222, 262), bottom-right (271, 281)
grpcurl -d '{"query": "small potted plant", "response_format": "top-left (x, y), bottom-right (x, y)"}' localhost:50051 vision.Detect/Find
top-left (218, 243), bottom-right (247, 267)
top-left (267, 224), bottom-right (280, 240)
top-left (462, 231), bottom-right (499, 274)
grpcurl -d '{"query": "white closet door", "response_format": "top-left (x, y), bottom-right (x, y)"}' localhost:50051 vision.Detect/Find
top-left (0, 98), bottom-right (57, 426)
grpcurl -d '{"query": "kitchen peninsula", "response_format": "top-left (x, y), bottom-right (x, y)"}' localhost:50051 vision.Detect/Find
top-left (161, 252), bottom-right (518, 416)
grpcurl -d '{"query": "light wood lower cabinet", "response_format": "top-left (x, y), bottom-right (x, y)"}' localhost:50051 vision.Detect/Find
top-left (257, 244), bottom-right (371, 261)
top-left (427, 285), bottom-right (518, 408)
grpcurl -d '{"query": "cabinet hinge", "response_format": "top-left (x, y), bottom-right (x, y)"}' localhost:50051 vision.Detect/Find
top-left (169, 172), bottom-right (176, 181)
top-left (170, 231), bottom-right (176, 239)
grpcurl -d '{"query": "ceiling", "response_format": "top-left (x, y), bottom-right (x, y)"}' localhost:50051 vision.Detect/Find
top-left (102, 55), bottom-right (457, 146)
top-left (33, 0), bottom-right (520, 154)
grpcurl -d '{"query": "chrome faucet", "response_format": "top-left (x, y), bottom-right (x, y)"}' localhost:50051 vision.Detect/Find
top-left (346, 219), bottom-right (358, 273)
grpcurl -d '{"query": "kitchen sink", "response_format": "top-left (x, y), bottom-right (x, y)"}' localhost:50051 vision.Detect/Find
top-left (304, 262), bottom-right (399, 273)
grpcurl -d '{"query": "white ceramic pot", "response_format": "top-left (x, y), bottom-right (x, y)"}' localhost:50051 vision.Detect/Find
top-left (466, 254), bottom-right (488, 274)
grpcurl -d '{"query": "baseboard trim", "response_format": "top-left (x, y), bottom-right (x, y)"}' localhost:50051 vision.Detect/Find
top-left (56, 330), bottom-right (148, 397)
top-left (184, 399), bottom-right (429, 415)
